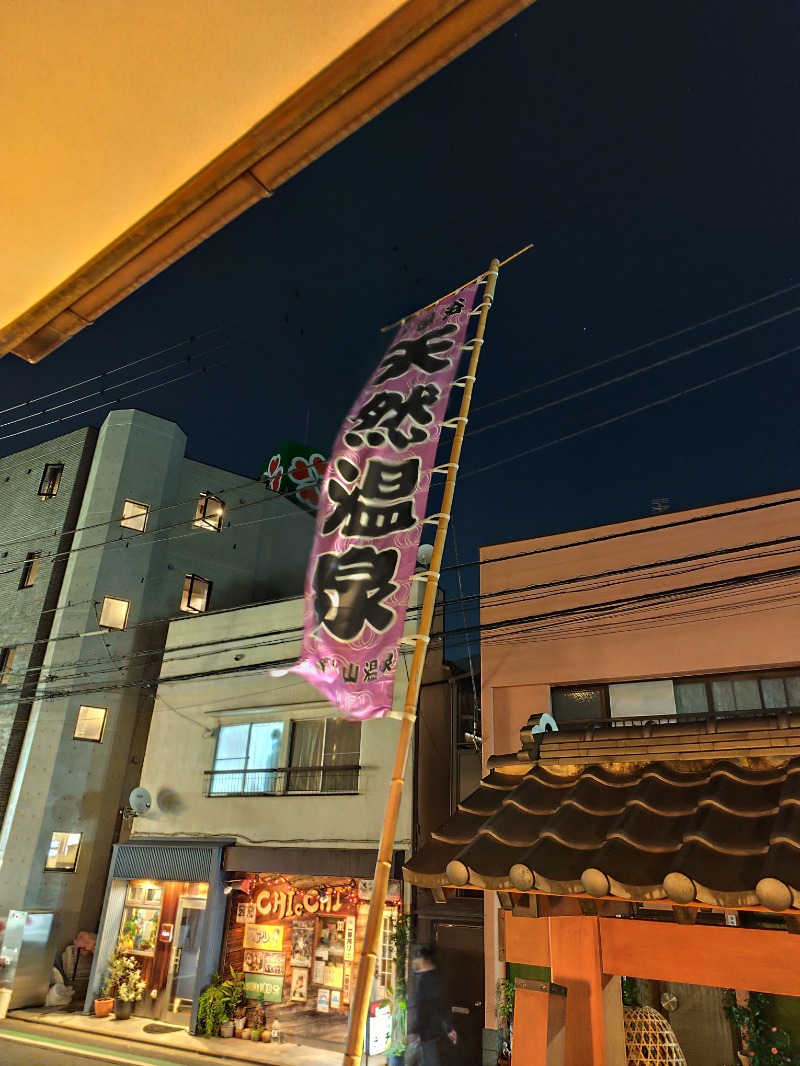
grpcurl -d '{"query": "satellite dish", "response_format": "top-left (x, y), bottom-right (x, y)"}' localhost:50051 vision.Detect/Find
top-left (417, 543), bottom-right (434, 568)
top-left (128, 787), bottom-right (152, 815)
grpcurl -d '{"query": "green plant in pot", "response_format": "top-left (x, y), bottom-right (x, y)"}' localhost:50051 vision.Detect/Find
top-left (497, 977), bottom-right (515, 1064)
top-left (197, 969), bottom-right (246, 1038)
top-left (386, 913), bottom-right (411, 1066)
top-left (103, 940), bottom-right (145, 1020)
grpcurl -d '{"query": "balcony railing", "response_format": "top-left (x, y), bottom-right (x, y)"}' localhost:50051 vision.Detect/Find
top-left (551, 705), bottom-right (800, 734)
top-left (203, 764), bottom-right (361, 797)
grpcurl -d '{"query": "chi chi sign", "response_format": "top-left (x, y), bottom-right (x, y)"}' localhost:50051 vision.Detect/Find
top-left (255, 885), bottom-right (345, 921)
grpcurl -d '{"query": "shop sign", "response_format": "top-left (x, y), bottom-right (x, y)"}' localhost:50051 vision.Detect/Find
top-left (342, 964), bottom-right (352, 1005)
top-left (317, 988), bottom-right (330, 1013)
top-left (357, 878), bottom-right (402, 902)
top-left (243, 949), bottom-right (285, 976)
top-left (343, 915), bottom-right (356, 962)
top-left (243, 923), bottom-right (284, 951)
top-left (236, 902), bottom-right (257, 923)
top-left (255, 885), bottom-right (345, 920)
top-left (244, 973), bottom-right (284, 1003)
top-left (368, 1002), bottom-right (392, 1055)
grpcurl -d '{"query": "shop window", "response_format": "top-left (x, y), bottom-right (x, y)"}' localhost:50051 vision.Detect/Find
top-left (38, 463), bottom-right (64, 499)
top-left (74, 705), bottom-right (107, 742)
top-left (288, 718), bottom-right (361, 793)
top-left (551, 686), bottom-right (608, 722)
top-left (120, 499), bottom-right (149, 531)
top-left (209, 721), bottom-right (284, 795)
top-left (0, 647), bottom-right (15, 685)
top-left (120, 881), bottom-right (163, 956)
top-left (181, 574), bottom-right (212, 614)
top-left (18, 551), bottom-right (41, 589)
top-left (99, 595), bottom-right (130, 630)
top-left (193, 492), bottom-right (225, 532)
top-left (45, 831), bottom-right (81, 871)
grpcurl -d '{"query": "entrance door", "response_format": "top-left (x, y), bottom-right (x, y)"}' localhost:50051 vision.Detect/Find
top-left (164, 896), bottom-right (206, 1023)
top-left (434, 923), bottom-right (484, 1065)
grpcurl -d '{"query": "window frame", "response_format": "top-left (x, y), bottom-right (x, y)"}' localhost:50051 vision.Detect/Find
top-left (98, 595), bottom-right (131, 630)
top-left (45, 830), bottom-right (82, 872)
top-left (288, 717), bottom-right (361, 794)
top-left (193, 492), bottom-right (225, 532)
top-left (19, 551), bottom-right (41, 589)
top-left (38, 463), bottom-right (64, 499)
top-left (120, 499), bottom-right (149, 532)
top-left (210, 721), bottom-right (286, 795)
top-left (180, 574), bottom-right (212, 614)
top-left (0, 647), bottom-right (15, 686)
top-left (74, 705), bottom-right (108, 743)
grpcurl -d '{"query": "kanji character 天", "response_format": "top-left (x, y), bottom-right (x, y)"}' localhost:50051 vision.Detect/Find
top-left (375, 323), bottom-right (459, 385)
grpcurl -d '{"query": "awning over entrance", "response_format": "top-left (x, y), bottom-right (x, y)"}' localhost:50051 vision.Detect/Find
top-left (404, 712), bottom-right (800, 912)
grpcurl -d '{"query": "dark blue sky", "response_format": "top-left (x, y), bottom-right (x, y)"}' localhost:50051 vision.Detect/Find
top-left (2, 0), bottom-right (799, 612)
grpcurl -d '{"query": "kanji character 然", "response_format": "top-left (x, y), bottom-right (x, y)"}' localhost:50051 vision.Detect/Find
top-left (343, 384), bottom-right (440, 451)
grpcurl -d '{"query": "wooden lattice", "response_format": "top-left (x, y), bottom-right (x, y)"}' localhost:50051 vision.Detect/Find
top-left (623, 1006), bottom-right (688, 1065)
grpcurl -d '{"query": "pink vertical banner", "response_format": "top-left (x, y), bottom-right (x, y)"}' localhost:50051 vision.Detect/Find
top-left (284, 284), bottom-right (478, 719)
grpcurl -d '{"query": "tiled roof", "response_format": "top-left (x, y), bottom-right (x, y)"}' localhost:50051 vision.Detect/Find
top-left (403, 713), bottom-right (800, 911)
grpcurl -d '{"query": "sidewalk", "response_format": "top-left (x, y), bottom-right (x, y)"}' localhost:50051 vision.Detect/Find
top-left (9, 1007), bottom-right (385, 1065)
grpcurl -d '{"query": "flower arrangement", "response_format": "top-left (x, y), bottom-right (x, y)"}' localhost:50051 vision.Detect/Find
top-left (104, 942), bottom-right (146, 1003)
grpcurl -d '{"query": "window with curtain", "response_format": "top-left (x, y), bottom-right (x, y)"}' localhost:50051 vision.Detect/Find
top-left (210, 721), bottom-right (284, 795)
top-left (288, 718), bottom-right (361, 793)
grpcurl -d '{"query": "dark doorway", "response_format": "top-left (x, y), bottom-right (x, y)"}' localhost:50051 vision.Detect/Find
top-left (434, 922), bottom-right (484, 1065)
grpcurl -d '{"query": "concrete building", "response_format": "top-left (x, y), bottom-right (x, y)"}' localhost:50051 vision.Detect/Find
top-left (0, 409), bottom-right (314, 956)
top-left (406, 487), bottom-right (800, 1065)
top-left (86, 587), bottom-right (466, 1049)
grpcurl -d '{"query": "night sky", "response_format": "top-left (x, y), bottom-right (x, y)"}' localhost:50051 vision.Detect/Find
top-left (2, 0), bottom-right (799, 636)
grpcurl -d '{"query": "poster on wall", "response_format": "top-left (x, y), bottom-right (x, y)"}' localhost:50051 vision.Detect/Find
top-left (236, 902), bottom-right (257, 923)
top-left (244, 973), bottom-right (285, 1002)
top-left (290, 968), bottom-right (309, 1003)
top-left (330, 990), bottom-right (341, 1010)
top-left (318, 918), bottom-right (345, 961)
top-left (291, 919), bottom-right (314, 968)
top-left (323, 962), bottom-right (344, 989)
top-left (317, 988), bottom-right (330, 1013)
top-left (344, 916), bottom-right (356, 961)
top-left (243, 923), bottom-right (284, 951)
top-left (312, 959), bottom-right (325, 984)
top-left (243, 949), bottom-right (285, 976)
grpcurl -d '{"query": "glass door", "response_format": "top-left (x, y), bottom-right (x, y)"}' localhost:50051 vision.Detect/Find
top-left (164, 895), bottom-right (206, 1023)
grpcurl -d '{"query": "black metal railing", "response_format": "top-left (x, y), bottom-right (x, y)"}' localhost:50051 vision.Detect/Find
top-left (549, 705), bottom-right (800, 734)
top-left (203, 764), bottom-right (361, 797)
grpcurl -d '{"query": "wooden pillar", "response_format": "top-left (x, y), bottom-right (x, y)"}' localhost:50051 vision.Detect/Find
top-left (548, 916), bottom-right (625, 1066)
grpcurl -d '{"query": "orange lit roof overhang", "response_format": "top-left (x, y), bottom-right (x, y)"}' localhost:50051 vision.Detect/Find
top-left (1, 0), bottom-right (534, 363)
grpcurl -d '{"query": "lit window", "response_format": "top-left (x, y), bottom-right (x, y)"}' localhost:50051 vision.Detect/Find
top-left (45, 831), bottom-right (82, 871)
top-left (74, 705), bottom-right (107, 742)
top-left (99, 596), bottom-right (130, 630)
top-left (19, 551), bottom-right (41, 589)
top-left (38, 464), bottom-right (64, 499)
top-left (193, 492), bottom-right (224, 532)
top-left (288, 718), bottom-right (361, 793)
top-left (120, 499), bottom-right (149, 531)
top-left (210, 722), bottom-right (285, 795)
top-left (0, 647), bottom-right (14, 685)
top-left (180, 574), bottom-right (212, 613)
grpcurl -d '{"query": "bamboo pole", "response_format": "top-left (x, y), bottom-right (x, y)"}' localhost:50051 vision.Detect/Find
top-left (342, 258), bottom-right (500, 1066)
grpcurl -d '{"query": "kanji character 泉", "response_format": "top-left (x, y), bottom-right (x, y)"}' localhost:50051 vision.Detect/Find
top-left (313, 546), bottom-right (399, 642)
top-left (380, 652), bottom-right (396, 674)
top-left (322, 456), bottom-right (421, 538)
top-left (375, 323), bottom-right (459, 385)
top-left (343, 384), bottom-right (440, 451)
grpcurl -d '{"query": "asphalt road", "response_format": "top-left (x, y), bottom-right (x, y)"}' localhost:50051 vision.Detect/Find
top-left (0, 1018), bottom-right (223, 1066)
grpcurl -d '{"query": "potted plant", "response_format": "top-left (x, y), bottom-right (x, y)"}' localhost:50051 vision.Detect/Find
top-left (233, 1004), bottom-right (247, 1034)
top-left (105, 943), bottom-right (145, 1020)
top-left (497, 977), bottom-right (515, 1064)
top-left (251, 1026), bottom-right (264, 1042)
top-left (386, 914), bottom-right (411, 1066)
top-left (220, 1018), bottom-right (234, 1038)
top-left (725, 990), bottom-right (792, 1065)
top-left (93, 972), bottom-right (115, 1019)
top-left (197, 968), bottom-right (246, 1038)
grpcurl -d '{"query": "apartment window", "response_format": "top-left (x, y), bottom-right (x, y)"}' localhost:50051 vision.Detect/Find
top-left (0, 647), bottom-right (14, 685)
top-left (99, 596), bottom-right (130, 630)
top-left (45, 831), bottom-right (82, 872)
top-left (74, 705), bottom-right (107, 742)
top-left (38, 464), bottom-right (64, 499)
top-left (209, 721), bottom-right (284, 795)
top-left (551, 686), bottom-right (608, 723)
top-left (120, 499), bottom-right (149, 531)
top-left (19, 552), bottom-right (41, 589)
top-left (288, 717), bottom-right (361, 793)
top-left (181, 574), bottom-right (212, 614)
top-left (194, 492), bottom-right (225, 532)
